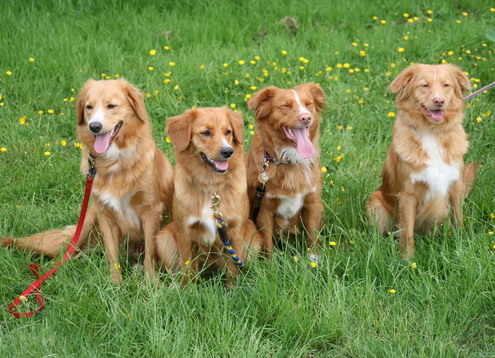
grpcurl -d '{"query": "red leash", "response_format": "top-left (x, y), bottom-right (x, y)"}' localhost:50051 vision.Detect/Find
top-left (6, 159), bottom-right (96, 318)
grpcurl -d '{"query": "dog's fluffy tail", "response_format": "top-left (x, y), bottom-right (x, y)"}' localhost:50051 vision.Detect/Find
top-left (1, 206), bottom-right (96, 257)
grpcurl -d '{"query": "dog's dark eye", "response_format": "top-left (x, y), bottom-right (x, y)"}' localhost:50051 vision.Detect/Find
top-left (443, 83), bottom-right (450, 88)
top-left (85, 104), bottom-right (93, 110)
top-left (280, 103), bottom-right (291, 109)
top-left (421, 83), bottom-right (429, 88)
top-left (225, 129), bottom-right (232, 135)
top-left (201, 130), bottom-right (212, 136)
top-left (305, 101), bottom-right (313, 107)
top-left (107, 104), bottom-right (117, 109)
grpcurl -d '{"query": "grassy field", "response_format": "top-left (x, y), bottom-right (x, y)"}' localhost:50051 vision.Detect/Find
top-left (1, 0), bottom-right (495, 356)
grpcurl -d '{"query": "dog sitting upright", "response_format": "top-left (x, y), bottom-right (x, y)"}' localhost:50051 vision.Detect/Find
top-left (2, 79), bottom-right (174, 283)
top-left (155, 107), bottom-right (261, 284)
top-left (246, 83), bottom-right (325, 255)
top-left (367, 64), bottom-right (478, 260)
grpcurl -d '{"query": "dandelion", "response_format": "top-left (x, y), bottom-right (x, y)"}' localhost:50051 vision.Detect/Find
top-left (426, 9), bottom-right (433, 15)
top-left (387, 112), bottom-right (396, 117)
top-left (234, 79), bottom-right (240, 85)
top-left (372, 16), bottom-right (378, 20)
top-left (229, 104), bottom-right (237, 109)
top-left (147, 66), bottom-right (155, 71)
top-left (280, 50), bottom-right (288, 55)
top-left (343, 63), bottom-right (350, 68)
top-left (163, 45), bottom-right (172, 51)
top-left (309, 261), bottom-right (318, 268)
top-left (168, 61), bottom-right (176, 67)
top-left (248, 124), bottom-right (254, 129)
top-left (18, 116), bottom-right (28, 125)
top-left (380, 20), bottom-right (387, 24)
top-left (173, 84), bottom-right (180, 90)
top-left (320, 166), bottom-right (328, 173)
top-left (489, 232), bottom-right (495, 236)
top-left (0, 147), bottom-right (7, 152)
top-left (5, 71), bottom-right (12, 76)
top-left (455, 20), bottom-right (462, 24)
top-left (397, 47), bottom-right (405, 53)
top-left (74, 142), bottom-right (82, 148)
top-left (403, 35), bottom-right (410, 40)
top-left (351, 42), bottom-right (358, 47)
top-left (249, 86), bottom-right (257, 91)
top-left (329, 241), bottom-right (337, 247)
top-left (223, 63), bottom-right (229, 68)
top-left (28, 57), bottom-right (36, 63)
top-left (199, 64), bottom-right (206, 70)
top-left (148, 49), bottom-right (157, 55)
top-left (407, 18), bottom-right (414, 23)
top-left (359, 50), bottom-right (367, 57)
top-left (388, 289), bottom-right (397, 294)
top-left (325, 66), bottom-right (333, 71)
top-left (410, 262), bottom-right (417, 269)
top-left (403, 13), bottom-right (410, 18)
top-left (244, 94), bottom-right (252, 101)
top-left (346, 125), bottom-right (353, 130)
top-left (238, 60), bottom-right (245, 65)
top-left (426, 18), bottom-right (433, 22)
top-left (490, 213), bottom-right (495, 219)
top-left (165, 136), bottom-right (171, 143)
top-left (462, 11), bottom-right (469, 16)
top-left (44, 151), bottom-right (52, 156)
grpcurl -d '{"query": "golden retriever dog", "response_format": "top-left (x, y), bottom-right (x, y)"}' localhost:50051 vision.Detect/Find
top-left (1, 79), bottom-right (174, 283)
top-left (245, 83), bottom-right (325, 256)
top-left (367, 64), bottom-right (478, 260)
top-left (155, 107), bottom-right (261, 285)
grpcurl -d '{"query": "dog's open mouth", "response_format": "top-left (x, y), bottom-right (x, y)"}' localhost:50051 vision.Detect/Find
top-left (282, 126), bottom-right (315, 159)
top-left (93, 121), bottom-right (123, 154)
top-left (421, 105), bottom-right (444, 123)
top-left (200, 152), bottom-right (229, 173)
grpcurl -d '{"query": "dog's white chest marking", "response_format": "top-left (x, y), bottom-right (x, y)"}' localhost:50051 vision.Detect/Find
top-left (95, 191), bottom-right (141, 229)
top-left (410, 133), bottom-right (460, 200)
top-left (267, 188), bottom-right (316, 221)
top-left (186, 206), bottom-right (217, 247)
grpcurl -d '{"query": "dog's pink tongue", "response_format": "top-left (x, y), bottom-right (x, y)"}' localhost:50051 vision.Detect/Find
top-left (430, 110), bottom-right (444, 122)
top-left (292, 127), bottom-right (315, 159)
top-left (213, 160), bottom-right (229, 171)
top-left (94, 132), bottom-right (112, 154)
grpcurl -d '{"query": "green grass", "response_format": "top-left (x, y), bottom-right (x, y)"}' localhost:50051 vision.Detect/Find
top-left (1, 0), bottom-right (495, 356)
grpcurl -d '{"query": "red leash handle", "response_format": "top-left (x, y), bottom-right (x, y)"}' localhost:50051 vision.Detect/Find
top-left (7, 174), bottom-right (95, 318)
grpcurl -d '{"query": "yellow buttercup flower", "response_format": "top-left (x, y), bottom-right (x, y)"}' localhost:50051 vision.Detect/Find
top-left (229, 104), bottom-right (237, 109)
top-left (410, 262), bottom-right (417, 269)
top-left (168, 61), bottom-right (176, 67)
top-left (163, 45), bottom-right (172, 51)
top-left (238, 60), bottom-right (245, 65)
top-left (0, 147), bottom-right (7, 152)
top-left (5, 71), bottom-right (13, 76)
top-left (397, 47), bottom-right (405, 53)
top-left (165, 136), bottom-right (171, 143)
top-left (28, 57), bottom-right (36, 63)
top-left (18, 116), bottom-right (27, 125)
top-left (60, 140), bottom-right (67, 146)
top-left (44, 151), bottom-right (52, 156)
top-left (388, 289), bottom-right (397, 294)
top-left (280, 50), bottom-right (288, 55)
top-left (148, 49), bottom-right (157, 55)
top-left (147, 66), bottom-right (155, 71)
top-left (320, 166), bottom-right (328, 173)
top-left (47, 109), bottom-right (55, 114)
top-left (309, 261), bottom-right (318, 268)
top-left (387, 112), bottom-right (396, 117)
top-left (329, 241), bottom-right (337, 247)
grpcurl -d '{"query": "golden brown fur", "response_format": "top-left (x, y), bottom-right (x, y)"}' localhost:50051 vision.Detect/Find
top-left (1, 79), bottom-right (174, 283)
top-left (246, 83), bottom-right (325, 254)
top-left (155, 107), bottom-right (261, 285)
top-left (367, 64), bottom-right (478, 259)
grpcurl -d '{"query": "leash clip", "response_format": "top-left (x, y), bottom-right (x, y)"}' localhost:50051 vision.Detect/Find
top-left (88, 154), bottom-right (97, 178)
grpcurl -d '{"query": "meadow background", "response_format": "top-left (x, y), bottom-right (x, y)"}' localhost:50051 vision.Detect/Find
top-left (1, 0), bottom-right (494, 356)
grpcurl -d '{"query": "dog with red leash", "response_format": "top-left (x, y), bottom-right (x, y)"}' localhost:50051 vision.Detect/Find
top-left (2, 79), bottom-right (174, 283)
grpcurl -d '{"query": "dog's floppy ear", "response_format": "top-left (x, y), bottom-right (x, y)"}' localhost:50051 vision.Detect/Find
top-left (76, 79), bottom-right (96, 125)
top-left (166, 109), bottom-right (196, 152)
top-left (297, 82), bottom-right (325, 112)
top-left (446, 64), bottom-right (471, 97)
top-left (226, 108), bottom-right (244, 145)
top-left (389, 65), bottom-right (421, 100)
top-left (248, 86), bottom-right (277, 120)
top-left (121, 79), bottom-right (149, 122)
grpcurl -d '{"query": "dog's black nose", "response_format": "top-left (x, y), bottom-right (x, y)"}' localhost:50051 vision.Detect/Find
top-left (220, 146), bottom-right (234, 159)
top-left (89, 122), bottom-right (102, 134)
